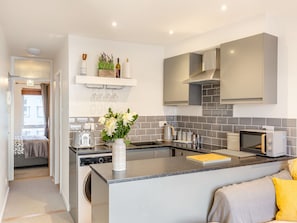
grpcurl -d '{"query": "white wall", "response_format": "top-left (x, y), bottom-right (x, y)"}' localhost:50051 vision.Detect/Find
top-left (165, 14), bottom-right (297, 119)
top-left (68, 35), bottom-right (166, 117)
top-left (53, 37), bottom-right (70, 210)
top-left (0, 26), bottom-right (9, 221)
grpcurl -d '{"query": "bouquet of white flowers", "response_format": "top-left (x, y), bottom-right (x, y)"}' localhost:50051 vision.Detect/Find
top-left (99, 108), bottom-right (138, 142)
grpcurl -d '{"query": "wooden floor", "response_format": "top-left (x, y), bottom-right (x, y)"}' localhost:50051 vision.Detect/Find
top-left (2, 166), bottom-right (73, 223)
top-left (14, 166), bottom-right (49, 180)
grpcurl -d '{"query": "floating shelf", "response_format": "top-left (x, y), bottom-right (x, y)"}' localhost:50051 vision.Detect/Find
top-left (75, 75), bottom-right (137, 89)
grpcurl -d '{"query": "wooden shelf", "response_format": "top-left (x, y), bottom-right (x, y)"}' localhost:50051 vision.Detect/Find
top-left (75, 75), bottom-right (137, 89)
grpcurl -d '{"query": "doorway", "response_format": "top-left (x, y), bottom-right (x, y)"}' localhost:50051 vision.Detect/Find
top-left (12, 80), bottom-right (50, 179)
top-left (8, 57), bottom-right (57, 181)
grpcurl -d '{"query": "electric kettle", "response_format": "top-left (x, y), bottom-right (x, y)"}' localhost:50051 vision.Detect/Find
top-left (163, 123), bottom-right (175, 142)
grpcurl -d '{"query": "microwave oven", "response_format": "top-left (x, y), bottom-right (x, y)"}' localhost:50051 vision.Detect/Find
top-left (239, 129), bottom-right (287, 157)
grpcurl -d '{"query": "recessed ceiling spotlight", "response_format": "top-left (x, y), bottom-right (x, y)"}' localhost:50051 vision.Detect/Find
top-left (27, 47), bottom-right (41, 56)
top-left (112, 21), bottom-right (117, 27)
top-left (229, 49), bottom-right (235, 54)
top-left (221, 4), bottom-right (227, 11)
top-left (169, 30), bottom-right (174, 35)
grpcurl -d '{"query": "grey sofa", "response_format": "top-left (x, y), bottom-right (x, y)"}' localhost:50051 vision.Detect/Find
top-left (208, 169), bottom-right (292, 223)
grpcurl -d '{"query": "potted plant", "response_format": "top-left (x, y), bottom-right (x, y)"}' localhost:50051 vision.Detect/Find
top-left (98, 52), bottom-right (115, 77)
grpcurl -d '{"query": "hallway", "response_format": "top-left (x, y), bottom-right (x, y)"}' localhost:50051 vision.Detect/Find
top-left (3, 168), bottom-right (73, 223)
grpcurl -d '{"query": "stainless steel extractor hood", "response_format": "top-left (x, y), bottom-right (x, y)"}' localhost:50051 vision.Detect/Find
top-left (183, 48), bottom-right (220, 84)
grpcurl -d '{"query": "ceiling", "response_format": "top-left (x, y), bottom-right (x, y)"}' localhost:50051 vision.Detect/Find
top-left (0, 0), bottom-right (295, 59)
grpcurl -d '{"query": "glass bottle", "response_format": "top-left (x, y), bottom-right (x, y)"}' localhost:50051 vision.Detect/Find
top-left (115, 58), bottom-right (121, 78)
top-left (80, 53), bottom-right (87, 75)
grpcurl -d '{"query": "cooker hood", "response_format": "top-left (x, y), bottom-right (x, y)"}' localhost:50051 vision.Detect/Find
top-left (183, 48), bottom-right (220, 84)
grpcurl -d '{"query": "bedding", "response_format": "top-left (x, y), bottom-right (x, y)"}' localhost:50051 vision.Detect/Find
top-left (14, 136), bottom-right (48, 158)
top-left (14, 136), bottom-right (49, 168)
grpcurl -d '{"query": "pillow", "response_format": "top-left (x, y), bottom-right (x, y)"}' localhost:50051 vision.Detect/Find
top-left (288, 158), bottom-right (297, 180)
top-left (272, 177), bottom-right (297, 221)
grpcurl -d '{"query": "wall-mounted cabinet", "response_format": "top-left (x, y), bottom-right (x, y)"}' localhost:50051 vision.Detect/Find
top-left (75, 75), bottom-right (137, 89)
top-left (220, 33), bottom-right (277, 104)
top-left (163, 53), bottom-right (202, 105)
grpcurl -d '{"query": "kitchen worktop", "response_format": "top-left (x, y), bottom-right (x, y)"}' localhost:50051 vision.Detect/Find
top-left (69, 140), bottom-right (199, 155)
top-left (89, 142), bottom-right (292, 184)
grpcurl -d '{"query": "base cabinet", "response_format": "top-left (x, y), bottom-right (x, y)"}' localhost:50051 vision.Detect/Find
top-left (220, 33), bottom-right (277, 104)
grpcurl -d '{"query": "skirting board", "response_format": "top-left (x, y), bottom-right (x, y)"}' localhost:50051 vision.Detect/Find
top-left (0, 186), bottom-right (9, 222)
top-left (61, 188), bottom-right (70, 212)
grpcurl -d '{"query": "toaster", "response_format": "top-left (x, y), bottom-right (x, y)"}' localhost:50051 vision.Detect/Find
top-left (71, 131), bottom-right (95, 148)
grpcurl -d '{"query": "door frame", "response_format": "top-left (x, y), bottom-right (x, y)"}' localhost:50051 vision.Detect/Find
top-left (7, 77), bottom-right (15, 181)
top-left (8, 56), bottom-right (53, 181)
top-left (52, 71), bottom-right (62, 184)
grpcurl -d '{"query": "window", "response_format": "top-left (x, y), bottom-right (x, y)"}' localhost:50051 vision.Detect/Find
top-left (22, 95), bottom-right (45, 136)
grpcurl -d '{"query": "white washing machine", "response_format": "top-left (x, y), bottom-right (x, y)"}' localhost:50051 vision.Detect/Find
top-left (70, 149), bottom-right (112, 223)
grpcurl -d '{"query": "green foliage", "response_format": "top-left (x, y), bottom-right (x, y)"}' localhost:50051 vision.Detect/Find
top-left (98, 52), bottom-right (114, 70)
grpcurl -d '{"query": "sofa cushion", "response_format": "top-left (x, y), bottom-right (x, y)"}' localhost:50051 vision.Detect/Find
top-left (288, 158), bottom-right (297, 180)
top-left (208, 170), bottom-right (292, 223)
top-left (272, 177), bottom-right (297, 221)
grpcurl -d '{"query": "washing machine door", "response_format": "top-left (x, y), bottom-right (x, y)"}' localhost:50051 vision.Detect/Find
top-left (84, 173), bottom-right (91, 202)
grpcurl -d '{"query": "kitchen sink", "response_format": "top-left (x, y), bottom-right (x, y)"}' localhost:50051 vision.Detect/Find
top-left (130, 141), bottom-right (160, 146)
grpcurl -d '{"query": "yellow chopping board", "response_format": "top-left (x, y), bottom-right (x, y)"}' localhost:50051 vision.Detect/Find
top-left (186, 153), bottom-right (231, 165)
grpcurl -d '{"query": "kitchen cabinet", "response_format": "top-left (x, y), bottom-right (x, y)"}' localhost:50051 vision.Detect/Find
top-left (220, 33), bottom-right (277, 104)
top-left (127, 147), bottom-right (172, 160)
top-left (127, 149), bottom-right (154, 160)
top-left (163, 53), bottom-right (202, 105)
top-left (173, 148), bottom-right (199, 157)
top-left (75, 75), bottom-right (137, 89)
top-left (153, 147), bottom-right (171, 158)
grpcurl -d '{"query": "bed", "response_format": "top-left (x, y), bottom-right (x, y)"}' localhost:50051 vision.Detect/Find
top-left (14, 136), bottom-right (49, 168)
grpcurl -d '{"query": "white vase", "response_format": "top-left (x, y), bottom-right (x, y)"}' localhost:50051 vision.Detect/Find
top-left (112, 138), bottom-right (126, 171)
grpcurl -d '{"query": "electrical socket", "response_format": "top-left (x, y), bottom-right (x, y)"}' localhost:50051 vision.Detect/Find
top-left (159, 121), bottom-right (167, 127)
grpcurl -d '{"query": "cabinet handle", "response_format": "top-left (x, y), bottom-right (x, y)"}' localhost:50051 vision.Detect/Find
top-left (221, 97), bottom-right (263, 102)
top-left (261, 134), bottom-right (266, 154)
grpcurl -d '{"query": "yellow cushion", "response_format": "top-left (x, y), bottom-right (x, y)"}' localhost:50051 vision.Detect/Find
top-left (272, 177), bottom-right (297, 221)
top-left (288, 158), bottom-right (297, 180)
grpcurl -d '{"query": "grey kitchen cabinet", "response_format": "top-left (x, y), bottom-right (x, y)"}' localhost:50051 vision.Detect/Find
top-left (127, 149), bottom-right (154, 160)
top-left (163, 53), bottom-right (202, 105)
top-left (127, 147), bottom-right (172, 160)
top-left (173, 148), bottom-right (199, 157)
top-left (220, 33), bottom-right (277, 104)
top-left (153, 147), bottom-right (171, 158)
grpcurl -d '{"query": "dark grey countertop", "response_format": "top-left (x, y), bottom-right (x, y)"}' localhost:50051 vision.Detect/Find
top-left (69, 141), bottom-right (199, 155)
top-left (89, 144), bottom-right (292, 184)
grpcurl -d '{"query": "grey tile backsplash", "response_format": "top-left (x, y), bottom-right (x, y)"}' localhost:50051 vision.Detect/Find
top-left (69, 84), bottom-right (297, 156)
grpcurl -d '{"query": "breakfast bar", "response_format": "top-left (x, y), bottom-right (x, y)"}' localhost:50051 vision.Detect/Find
top-left (90, 148), bottom-right (290, 223)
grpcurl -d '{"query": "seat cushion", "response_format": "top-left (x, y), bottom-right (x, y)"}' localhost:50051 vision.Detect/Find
top-left (272, 177), bottom-right (297, 221)
top-left (288, 158), bottom-right (297, 180)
